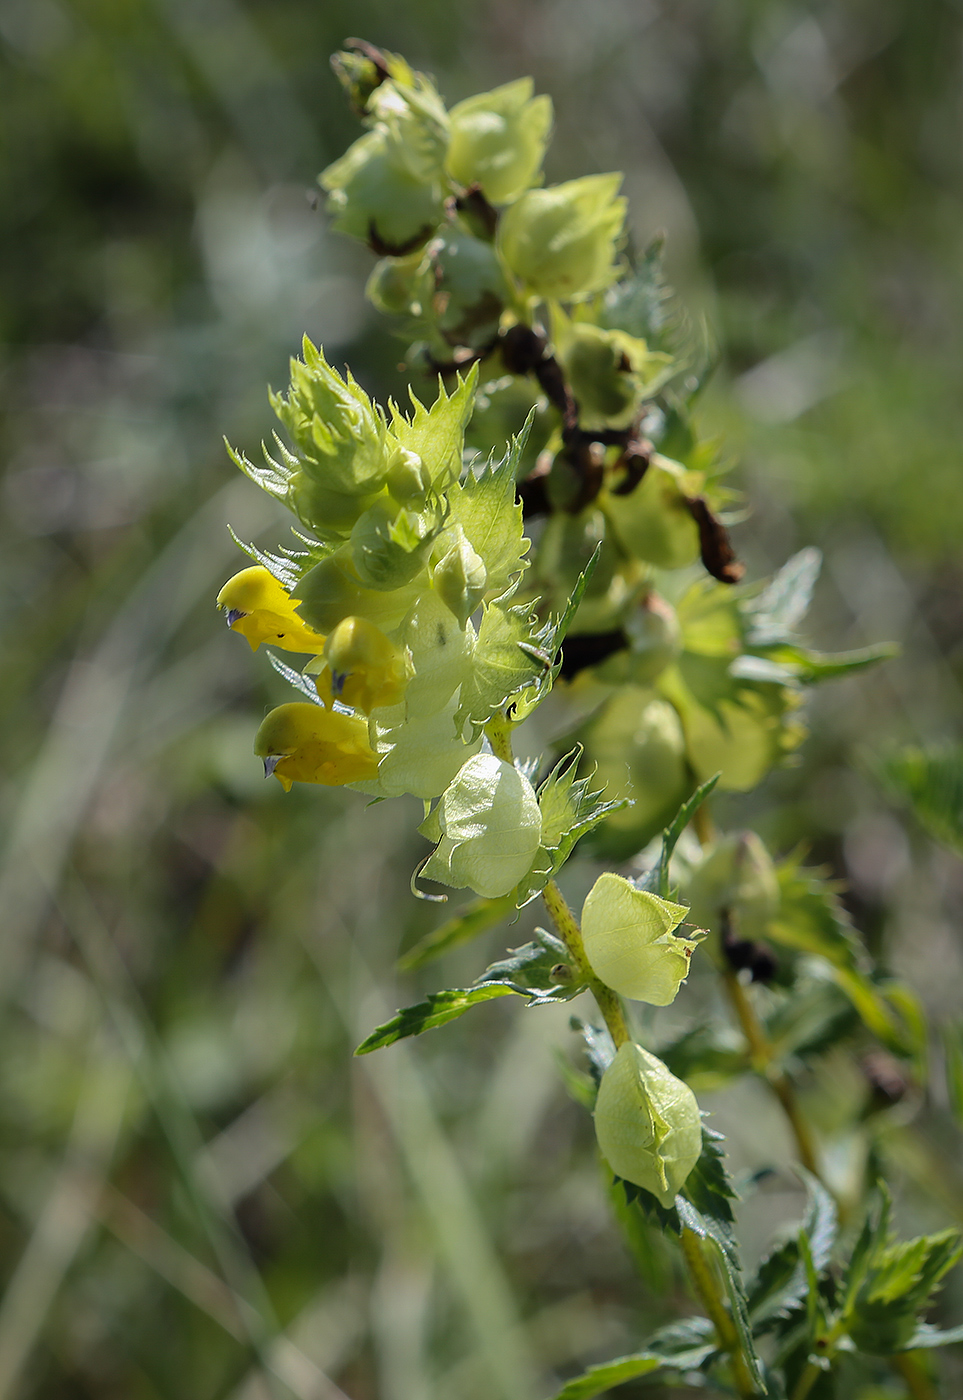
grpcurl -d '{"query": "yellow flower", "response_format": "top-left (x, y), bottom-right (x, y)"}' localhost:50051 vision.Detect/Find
top-left (313, 616), bottom-right (410, 715)
top-left (254, 703), bottom-right (379, 790)
top-left (216, 566), bottom-right (326, 653)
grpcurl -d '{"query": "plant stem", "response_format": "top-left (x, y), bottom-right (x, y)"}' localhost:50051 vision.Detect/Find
top-left (680, 1228), bottom-right (761, 1399)
top-left (788, 1358), bottom-right (823, 1400)
top-left (892, 1352), bottom-right (939, 1400)
top-left (721, 966), bottom-right (823, 1180)
top-left (493, 715), bottom-right (760, 1395)
top-left (689, 802), bottom-right (825, 1184)
top-left (541, 879), bottom-right (629, 1048)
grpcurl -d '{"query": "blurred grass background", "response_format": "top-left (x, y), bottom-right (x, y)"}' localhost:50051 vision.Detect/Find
top-left (2, 1), bottom-right (963, 1396)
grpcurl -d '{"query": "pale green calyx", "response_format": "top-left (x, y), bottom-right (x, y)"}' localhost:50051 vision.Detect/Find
top-left (497, 173), bottom-right (626, 301)
top-left (420, 754), bottom-right (542, 898)
top-left (320, 128), bottom-right (445, 253)
top-left (581, 872), bottom-right (701, 1005)
top-left (594, 1042), bottom-right (702, 1206)
top-left (446, 77), bottom-right (553, 205)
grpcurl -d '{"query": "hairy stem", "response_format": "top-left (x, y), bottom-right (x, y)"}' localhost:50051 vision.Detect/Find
top-left (691, 802), bottom-right (824, 1183)
top-left (680, 1228), bottom-right (761, 1399)
top-left (541, 879), bottom-right (629, 1048)
top-left (722, 966), bottom-right (823, 1181)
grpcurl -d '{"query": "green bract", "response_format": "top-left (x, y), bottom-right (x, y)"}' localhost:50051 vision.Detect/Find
top-left (420, 754), bottom-right (542, 898)
top-left (686, 832), bottom-right (779, 942)
top-left (497, 174), bottom-right (626, 301)
top-left (582, 873), bottom-right (701, 1005)
top-left (594, 1042), bottom-right (702, 1206)
top-left (560, 323), bottom-right (670, 428)
top-left (602, 459), bottom-right (701, 570)
top-left (446, 77), bottom-right (553, 204)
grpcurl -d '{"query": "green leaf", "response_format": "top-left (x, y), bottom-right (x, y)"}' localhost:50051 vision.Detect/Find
top-left (388, 364), bottom-right (479, 486)
top-left (637, 774), bottom-right (721, 898)
top-left (455, 599), bottom-right (546, 731)
top-left (397, 895), bottom-right (515, 972)
top-left (506, 548), bottom-right (602, 726)
top-left (511, 748), bottom-right (626, 908)
top-left (620, 1127), bottom-right (765, 1391)
top-left (768, 857), bottom-right (925, 1061)
top-left (767, 641), bottom-right (897, 684)
top-left (900, 1323), bottom-right (963, 1350)
top-left (446, 419), bottom-right (532, 595)
top-left (657, 1024), bottom-right (747, 1089)
top-left (744, 1169), bottom-right (836, 1338)
top-left (879, 744), bottom-right (963, 855)
top-left (743, 548), bottom-right (822, 646)
top-left (477, 933), bottom-right (586, 1003)
top-left (551, 1353), bottom-right (664, 1400)
top-left (763, 979), bottom-right (856, 1062)
top-left (551, 1317), bottom-right (717, 1400)
top-left (354, 984), bottom-right (517, 1054)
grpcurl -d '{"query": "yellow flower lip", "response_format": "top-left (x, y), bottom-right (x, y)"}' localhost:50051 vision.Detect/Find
top-left (216, 566), bottom-right (326, 654)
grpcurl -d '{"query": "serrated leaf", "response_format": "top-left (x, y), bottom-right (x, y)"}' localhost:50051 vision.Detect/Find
top-left (743, 548), bottom-right (822, 646)
top-left (354, 983), bottom-right (517, 1054)
top-left (637, 774), bottom-right (720, 898)
top-left (768, 857), bottom-right (924, 1060)
top-left (477, 936), bottom-right (585, 1002)
top-left (767, 642), bottom-right (897, 684)
top-left (446, 419), bottom-right (532, 595)
top-left (763, 979), bottom-right (856, 1062)
top-left (456, 599), bottom-right (547, 731)
top-left (397, 895), bottom-right (515, 972)
top-left (551, 1316), bottom-right (719, 1400)
top-left (552, 1353), bottom-right (665, 1400)
top-left (657, 1024), bottom-right (747, 1089)
top-left (266, 651), bottom-right (324, 704)
top-left (226, 525), bottom-right (306, 592)
top-left (388, 364), bottom-right (479, 486)
top-left (510, 749), bottom-right (627, 908)
top-left (507, 549), bottom-right (602, 726)
top-left (879, 744), bottom-right (963, 855)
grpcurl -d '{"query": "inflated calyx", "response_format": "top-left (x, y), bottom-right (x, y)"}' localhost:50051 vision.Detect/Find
top-left (581, 873), bottom-right (701, 1005)
top-left (420, 753), bottom-right (542, 898)
top-left (594, 1042), bottom-right (702, 1206)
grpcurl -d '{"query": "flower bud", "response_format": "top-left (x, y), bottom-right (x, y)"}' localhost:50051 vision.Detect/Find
top-left (367, 73), bottom-right (450, 183)
top-left (216, 566), bottom-right (326, 654)
top-left (320, 129), bottom-right (445, 254)
top-left (582, 873), bottom-right (701, 1005)
top-left (349, 498), bottom-right (440, 590)
top-left (433, 528), bottom-right (488, 627)
top-left (686, 832), bottom-right (779, 942)
top-left (254, 703), bottom-right (379, 789)
top-left (293, 551), bottom-right (423, 635)
top-left (602, 461), bottom-right (700, 570)
top-left (594, 1042), bottom-right (702, 1206)
top-left (272, 339), bottom-right (391, 515)
top-left (446, 78), bottom-right (553, 204)
top-left (381, 448), bottom-right (429, 507)
top-left (314, 616), bottom-right (410, 715)
top-left (497, 174), bottom-right (626, 301)
top-left (581, 688), bottom-right (690, 861)
top-left (664, 670), bottom-right (806, 793)
top-left (420, 754), bottom-right (542, 898)
top-left (366, 253), bottom-right (433, 319)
